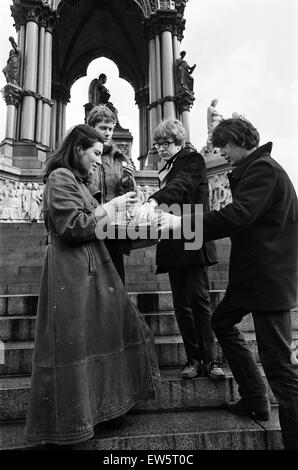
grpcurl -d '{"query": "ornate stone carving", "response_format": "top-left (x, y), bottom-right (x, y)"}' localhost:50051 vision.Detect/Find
top-left (1, 84), bottom-right (22, 107)
top-left (144, 10), bottom-right (185, 40)
top-left (175, 89), bottom-right (195, 113)
top-left (208, 172), bottom-right (232, 211)
top-left (159, 1), bottom-right (175, 10)
top-left (11, 1), bottom-right (56, 32)
top-left (135, 87), bottom-right (149, 107)
top-left (174, 0), bottom-right (187, 15)
top-left (0, 178), bottom-right (44, 223)
top-left (22, 89), bottom-right (53, 106)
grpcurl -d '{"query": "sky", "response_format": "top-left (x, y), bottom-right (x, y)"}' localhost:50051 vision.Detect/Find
top-left (0, 0), bottom-right (297, 191)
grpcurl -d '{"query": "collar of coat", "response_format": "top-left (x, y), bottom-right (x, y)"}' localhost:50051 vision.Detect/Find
top-left (158, 146), bottom-right (197, 174)
top-left (229, 142), bottom-right (273, 180)
top-left (103, 143), bottom-right (129, 163)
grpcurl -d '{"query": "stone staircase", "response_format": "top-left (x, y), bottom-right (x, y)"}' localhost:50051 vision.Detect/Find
top-left (0, 223), bottom-right (291, 450)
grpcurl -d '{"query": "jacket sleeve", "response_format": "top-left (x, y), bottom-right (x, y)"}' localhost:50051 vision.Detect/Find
top-left (47, 168), bottom-right (108, 244)
top-left (152, 152), bottom-right (206, 206)
top-left (185, 160), bottom-right (277, 242)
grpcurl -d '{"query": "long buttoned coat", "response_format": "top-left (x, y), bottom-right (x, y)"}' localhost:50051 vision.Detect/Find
top-left (185, 143), bottom-right (298, 311)
top-left (25, 168), bottom-right (158, 445)
top-left (151, 147), bottom-right (218, 272)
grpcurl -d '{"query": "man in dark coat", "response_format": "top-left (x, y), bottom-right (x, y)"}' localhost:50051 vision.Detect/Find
top-left (155, 118), bottom-right (298, 450)
top-left (138, 119), bottom-right (225, 381)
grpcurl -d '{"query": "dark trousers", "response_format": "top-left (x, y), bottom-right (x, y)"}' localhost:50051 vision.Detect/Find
top-left (168, 265), bottom-right (217, 364)
top-left (211, 295), bottom-right (298, 450)
top-left (104, 240), bottom-right (125, 285)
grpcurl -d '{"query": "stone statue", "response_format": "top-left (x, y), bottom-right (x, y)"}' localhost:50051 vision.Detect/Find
top-left (23, 183), bottom-right (33, 221)
top-left (207, 99), bottom-right (223, 134)
top-left (88, 73), bottom-right (110, 106)
top-left (30, 183), bottom-right (43, 221)
top-left (2, 36), bottom-right (21, 86)
top-left (175, 51), bottom-right (196, 94)
top-left (206, 99), bottom-right (224, 153)
top-left (1, 189), bottom-right (20, 222)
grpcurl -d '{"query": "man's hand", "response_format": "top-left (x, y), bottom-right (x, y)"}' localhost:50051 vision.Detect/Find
top-left (122, 162), bottom-right (135, 177)
top-left (108, 191), bottom-right (138, 211)
top-left (134, 201), bottom-right (155, 223)
top-left (153, 212), bottom-right (182, 234)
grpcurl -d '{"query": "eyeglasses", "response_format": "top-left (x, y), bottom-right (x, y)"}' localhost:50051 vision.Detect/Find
top-left (153, 141), bottom-right (175, 150)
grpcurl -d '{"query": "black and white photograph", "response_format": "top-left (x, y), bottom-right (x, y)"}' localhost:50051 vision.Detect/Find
top-left (0, 0), bottom-right (297, 457)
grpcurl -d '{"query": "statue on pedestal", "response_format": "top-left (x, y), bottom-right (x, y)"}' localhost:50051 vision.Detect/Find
top-left (87, 73), bottom-right (121, 124)
top-left (2, 36), bottom-right (21, 86)
top-left (175, 51), bottom-right (196, 94)
top-left (88, 73), bottom-right (110, 106)
top-left (206, 98), bottom-right (224, 154)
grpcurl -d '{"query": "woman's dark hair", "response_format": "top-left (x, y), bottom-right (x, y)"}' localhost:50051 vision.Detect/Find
top-left (211, 118), bottom-right (260, 150)
top-left (43, 124), bottom-right (103, 182)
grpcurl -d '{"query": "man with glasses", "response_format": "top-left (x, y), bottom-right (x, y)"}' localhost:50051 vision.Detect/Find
top-left (138, 119), bottom-right (225, 381)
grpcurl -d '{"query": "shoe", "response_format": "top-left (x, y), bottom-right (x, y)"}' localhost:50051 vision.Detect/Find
top-left (227, 396), bottom-right (271, 421)
top-left (204, 361), bottom-right (225, 381)
top-left (181, 359), bottom-right (200, 379)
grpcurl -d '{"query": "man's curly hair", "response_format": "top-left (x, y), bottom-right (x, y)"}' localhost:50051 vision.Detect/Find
top-left (211, 118), bottom-right (260, 150)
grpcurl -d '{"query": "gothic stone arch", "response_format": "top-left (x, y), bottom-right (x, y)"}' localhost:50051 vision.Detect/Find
top-left (1, 0), bottom-right (191, 173)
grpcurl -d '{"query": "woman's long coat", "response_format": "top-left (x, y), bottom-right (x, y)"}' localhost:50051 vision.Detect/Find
top-left (25, 168), bottom-right (158, 445)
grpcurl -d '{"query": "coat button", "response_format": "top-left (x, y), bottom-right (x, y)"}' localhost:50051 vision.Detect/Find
top-left (105, 257), bottom-right (111, 263)
top-left (108, 287), bottom-right (115, 293)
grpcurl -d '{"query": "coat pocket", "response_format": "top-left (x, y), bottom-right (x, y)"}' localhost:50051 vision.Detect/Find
top-left (85, 243), bottom-right (97, 275)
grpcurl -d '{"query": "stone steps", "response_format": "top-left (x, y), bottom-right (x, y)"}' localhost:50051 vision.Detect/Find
top-left (0, 291), bottom-right (226, 317)
top-left (0, 367), bottom-right (278, 422)
top-left (3, 329), bottom-right (298, 375)
top-left (1, 309), bottom-right (297, 341)
top-left (0, 407), bottom-right (282, 450)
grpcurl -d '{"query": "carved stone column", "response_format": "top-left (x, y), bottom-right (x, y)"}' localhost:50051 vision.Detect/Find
top-left (41, 26), bottom-right (53, 147)
top-left (52, 84), bottom-right (71, 149)
top-left (20, 19), bottom-right (39, 141)
top-left (135, 87), bottom-right (149, 169)
top-left (176, 92), bottom-right (195, 142)
top-left (155, 34), bottom-right (162, 124)
top-left (1, 85), bottom-right (22, 146)
top-left (161, 30), bottom-right (175, 119)
top-left (35, 24), bottom-right (46, 144)
top-left (148, 38), bottom-right (157, 142)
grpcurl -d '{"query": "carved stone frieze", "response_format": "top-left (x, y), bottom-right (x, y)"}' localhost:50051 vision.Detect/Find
top-left (208, 172), bottom-right (232, 211)
top-left (0, 178), bottom-right (44, 222)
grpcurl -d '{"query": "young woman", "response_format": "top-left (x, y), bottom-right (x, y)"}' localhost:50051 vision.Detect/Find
top-left (25, 124), bottom-right (158, 446)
